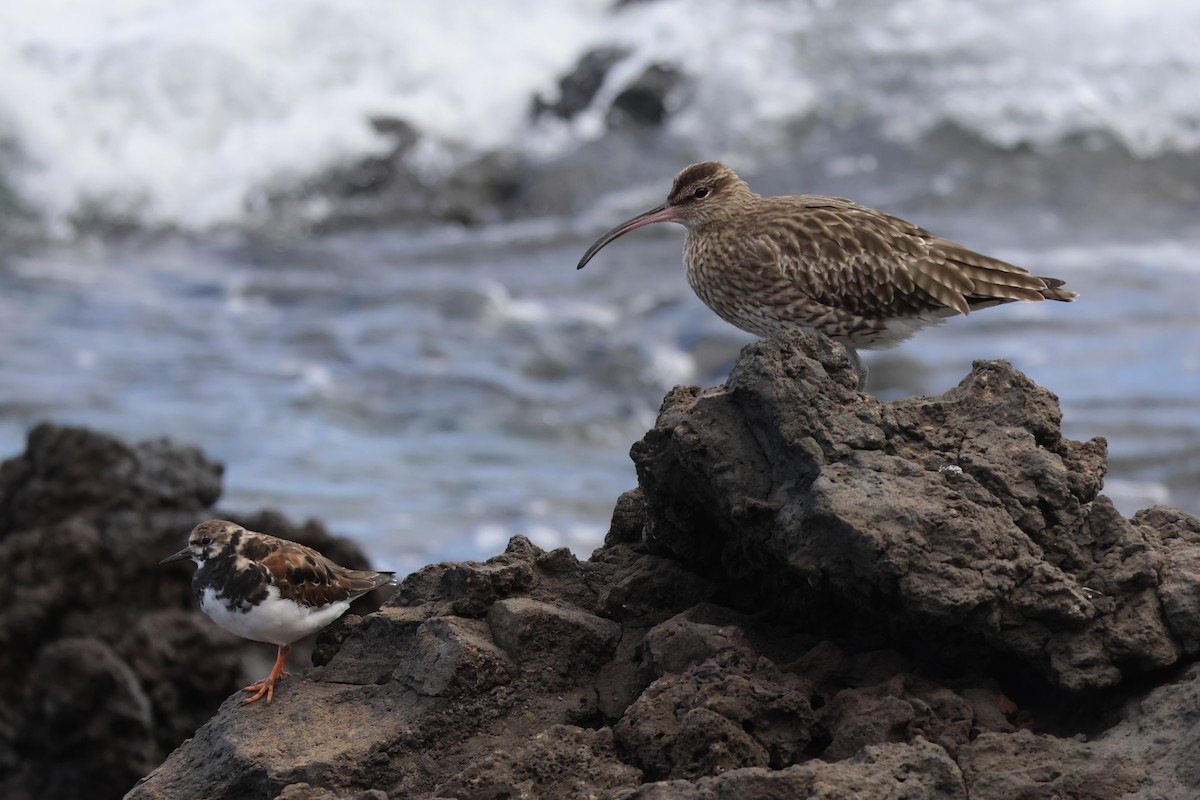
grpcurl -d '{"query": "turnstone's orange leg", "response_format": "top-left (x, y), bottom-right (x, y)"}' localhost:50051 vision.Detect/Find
top-left (241, 644), bottom-right (292, 704)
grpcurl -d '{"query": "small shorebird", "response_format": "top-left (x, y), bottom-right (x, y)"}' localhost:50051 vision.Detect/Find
top-left (161, 520), bottom-right (396, 703)
top-left (576, 162), bottom-right (1076, 388)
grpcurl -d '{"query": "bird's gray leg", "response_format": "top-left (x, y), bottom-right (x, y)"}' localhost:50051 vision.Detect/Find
top-left (845, 346), bottom-right (867, 391)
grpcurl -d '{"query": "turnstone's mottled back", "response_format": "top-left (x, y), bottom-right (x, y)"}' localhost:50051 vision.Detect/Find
top-left (161, 519), bottom-right (396, 703)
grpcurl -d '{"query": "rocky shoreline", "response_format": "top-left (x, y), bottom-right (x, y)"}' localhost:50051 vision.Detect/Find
top-left (3, 331), bottom-right (1199, 799)
top-left (0, 426), bottom-right (384, 800)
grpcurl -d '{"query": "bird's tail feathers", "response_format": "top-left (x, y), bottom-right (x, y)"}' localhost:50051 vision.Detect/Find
top-left (346, 570), bottom-right (398, 599)
top-left (1037, 277), bottom-right (1078, 302)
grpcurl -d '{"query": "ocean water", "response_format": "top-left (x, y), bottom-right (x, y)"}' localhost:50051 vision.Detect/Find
top-left (1, 0), bottom-right (1198, 572)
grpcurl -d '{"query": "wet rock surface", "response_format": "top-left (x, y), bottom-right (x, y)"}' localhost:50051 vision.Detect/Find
top-left (0, 423), bottom-right (379, 800)
top-left (605, 63), bottom-right (686, 129)
top-left (117, 332), bottom-right (1200, 799)
top-left (533, 47), bottom-right (629, 121)
top-left (273, 46), bottom-right (693, 234)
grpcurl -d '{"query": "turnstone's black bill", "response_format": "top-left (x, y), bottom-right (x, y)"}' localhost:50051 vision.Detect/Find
top-left (161, 519), bottom-right (397, 703)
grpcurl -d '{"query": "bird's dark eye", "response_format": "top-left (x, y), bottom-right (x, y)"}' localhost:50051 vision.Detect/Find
top-left (693, 187), bottom-right (710, 199)
top-left (199, 537), bottom-right (212, 546)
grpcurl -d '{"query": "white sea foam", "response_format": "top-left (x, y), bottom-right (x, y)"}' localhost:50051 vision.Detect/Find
top-left (0, 0), bottom-right (610, 231)
top-left (2, 0), bottom-right (1198, 233)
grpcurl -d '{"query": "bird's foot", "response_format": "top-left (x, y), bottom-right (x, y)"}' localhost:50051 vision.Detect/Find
top-left (241, 644), bottom-right (292, 704)
top-left (241, 675), bottom-right (283, 704)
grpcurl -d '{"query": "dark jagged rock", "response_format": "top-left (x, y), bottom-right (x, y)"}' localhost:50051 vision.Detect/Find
top-left (614, 647), bottom-right (816, 779)
top-left (533, 47), bottom-right (629, 121)
top-left (436, 725), bottom-right (641, 800)
top-left (531, 47), bottom-right (684, 129)
top-left (122, 332), bottom-right (1200, 799)
top-left (272, 139), bottom-right (527, 234)
top-left (8, 333), bottom-right (1197, 799)
top-left (264, 50), bottom-right (693, 235)
top-left (613, 739), bottom-right (968, 799)
top-left (606, 64), bottom-right (685, 128)
top-left (22, 638), bottom-right (157, 796)
top-left (0, 423), bottom-right (221, 536)
top-left (0, 423), bottom-right (378, 800)
top-left (631, 334), bottom-right (1192, 690)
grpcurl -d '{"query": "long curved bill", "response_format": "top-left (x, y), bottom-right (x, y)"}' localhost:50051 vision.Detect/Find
top-left (576, 203), bottom-right (677, 270)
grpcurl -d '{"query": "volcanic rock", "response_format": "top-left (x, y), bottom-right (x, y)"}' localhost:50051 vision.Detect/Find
top-left (121, 332), bottom-right (1200, 799)
top-left (0, 423), bottom-right (379, 800)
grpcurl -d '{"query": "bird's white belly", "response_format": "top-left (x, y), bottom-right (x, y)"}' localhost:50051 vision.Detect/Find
top-left (200, 585), bottom-right (351, 647)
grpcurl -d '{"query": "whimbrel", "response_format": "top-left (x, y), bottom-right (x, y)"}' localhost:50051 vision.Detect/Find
top-left (576, 162), bottom-right (1076, 389)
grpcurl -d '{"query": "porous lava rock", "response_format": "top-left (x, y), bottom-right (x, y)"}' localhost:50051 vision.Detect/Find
top-left (124, 332), bottom-right (1200, 799)
top-left (0, 423), bottom-right (379, 800)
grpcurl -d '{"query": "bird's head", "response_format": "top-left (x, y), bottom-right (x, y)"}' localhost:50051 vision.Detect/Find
top-left (160, 519), bottom-right (242, 566)
top-left (576, 161), bottom-right (752, 270)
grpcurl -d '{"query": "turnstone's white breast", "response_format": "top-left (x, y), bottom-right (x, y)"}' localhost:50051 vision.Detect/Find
top-left (198, 584), bottom-right (352, 647)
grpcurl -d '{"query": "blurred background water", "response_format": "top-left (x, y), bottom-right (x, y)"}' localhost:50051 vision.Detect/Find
top-left (1, 0), bottom-right (1197, 573)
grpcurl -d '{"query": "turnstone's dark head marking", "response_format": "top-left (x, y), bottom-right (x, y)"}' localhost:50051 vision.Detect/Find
top-left (160, 518), bottom-right (242, 564)
top-left (161, 519), bottom-right (397, 703)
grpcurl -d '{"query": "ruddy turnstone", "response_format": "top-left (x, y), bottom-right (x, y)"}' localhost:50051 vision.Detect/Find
top-left (161, 519), bottom-right (396, 703)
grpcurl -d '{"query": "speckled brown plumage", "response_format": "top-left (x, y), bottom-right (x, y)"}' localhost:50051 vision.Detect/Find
top-left (161, 519), bottom-right (396, 702)
top-left (577, 161), bottom-right (1076, 387)
top-left (180, 519), bottom-right (392, 610)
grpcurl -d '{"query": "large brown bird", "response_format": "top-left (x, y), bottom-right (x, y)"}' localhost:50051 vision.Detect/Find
top-left (577, 161), bottom-right (1076, 388)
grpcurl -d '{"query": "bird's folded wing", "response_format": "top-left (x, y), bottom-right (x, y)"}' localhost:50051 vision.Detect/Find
top-left (759, 198), bottom-right (1051, 318)
top-left (260, 544), bottom-right (382, 607)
